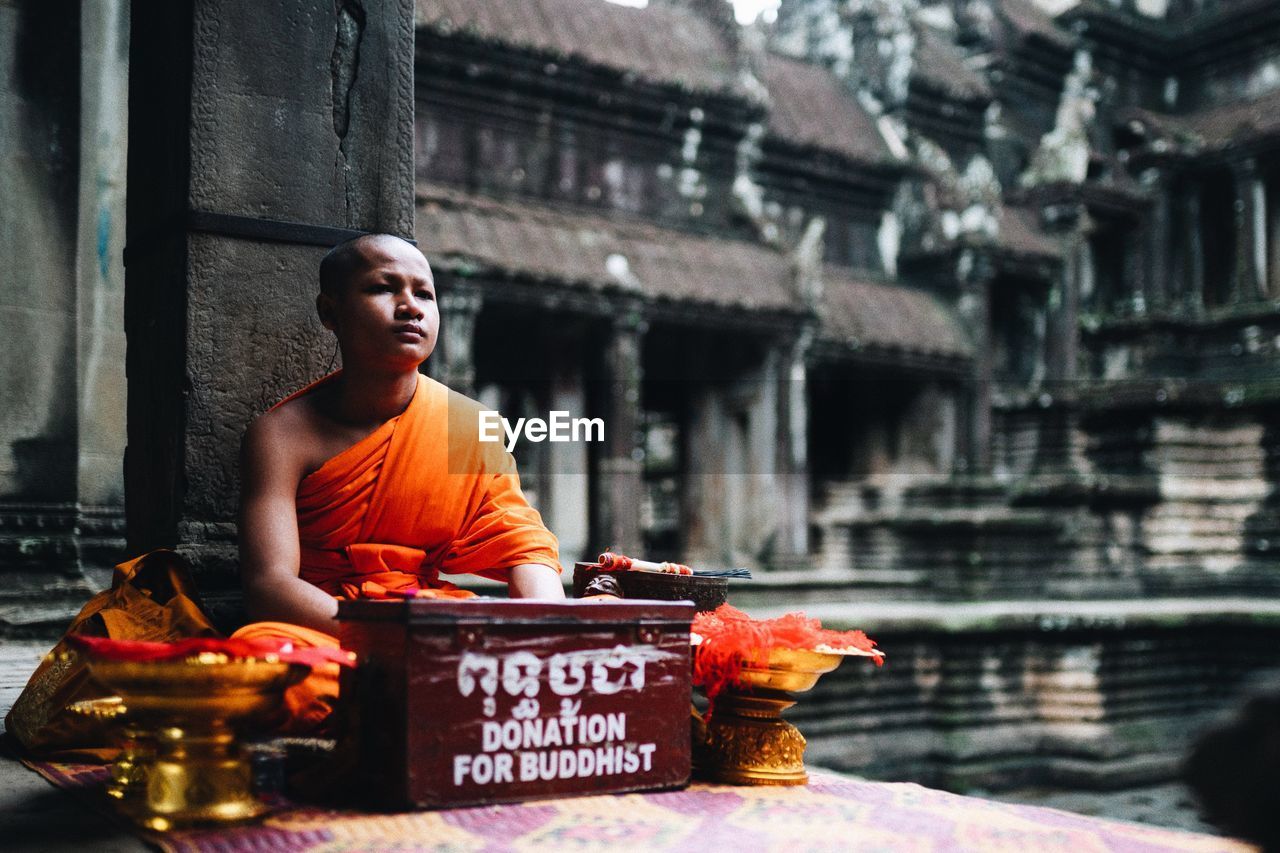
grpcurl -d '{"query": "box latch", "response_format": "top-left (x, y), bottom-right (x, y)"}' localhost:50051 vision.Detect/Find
top-left (454, 620), bottom-right (486, 649)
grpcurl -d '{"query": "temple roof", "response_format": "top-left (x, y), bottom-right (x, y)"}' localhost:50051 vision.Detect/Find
top-left (1064, 0), bottom-right (1280, 46)
top-left (416, 183), bottom-right (971, 361)
top-left (415, 2), bottom-right (901, 167)
top-left (1188, 0), bottom-right (1280, 30)
top-left (759, 53), bottom-right (897, 167)
top-left (820, 268), bottom-right (973, 361)
top-left (994, 206), bottom-right (1061, 261)
top-left (913, 26), bottom-right (993, 103)
top-left (998, 0), bottom-right (1075, 52)
top-left (415, 183), bottom-right (796, 313)
top-left (415, 0), bottom-right (743, 97)
top-left (1070, 0), bottom-right (1276, 27)
top-left (1122, 88), bottom-right (1280, 154)
top-left (1191, 89), bottom-right (1280, 147)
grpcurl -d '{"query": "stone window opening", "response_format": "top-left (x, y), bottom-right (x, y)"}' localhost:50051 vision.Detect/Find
top-left (1199, 171), bottom-right (1239, 309)
top-left (807, 367), bottom-right (953, 494)
top-left (416, 107), bottom-right (470, 188)
top-left (824, 214), bottom-right (884, 274)
top-left (1088, 224), bottom-right (1131, 318)
top-left (990, 276), bottom-right (1048, 388)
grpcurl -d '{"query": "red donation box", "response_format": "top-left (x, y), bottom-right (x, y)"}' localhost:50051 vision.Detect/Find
top-left (338, 598), bottom-right (695, 808)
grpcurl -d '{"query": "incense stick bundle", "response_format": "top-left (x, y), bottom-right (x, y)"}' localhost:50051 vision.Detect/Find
top-left (694, 568), bottom-right (752, 579)
top-left (595, 552), bottom-right (751, 579)
top-left (597, 552), bottom-right (690, 574)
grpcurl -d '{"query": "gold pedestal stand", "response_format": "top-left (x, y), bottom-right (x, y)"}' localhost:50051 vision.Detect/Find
top-left (74, 654), bottom-right (307, 831)
top-left (693, 648), bottom-right (842, 786)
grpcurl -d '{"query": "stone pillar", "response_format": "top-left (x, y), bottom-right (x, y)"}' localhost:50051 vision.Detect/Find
top-left (76, 0), bottom-right (130, 581)
top-left (1183, 185), bottom-right (1205, 312)
top-left (0, 0), bottom-right (96, 623)
top-left (435, 282), bottom-right (482, 396)
top-left (1254, 174), bottom-right (1269, 299)
top-left (1142, 169), bottom-right (1173, 311)
top-left (1030, 205), bottom-right (1092, 483)
top-left (1043, 203), bottom-right (1086, 386)
top-left (958, 250), bottom-right (995, 474)
top-left (595, 309), bottom-right (645, 554)
top-left (125, 0), bottom-right (416, 603)
top-left (773, 327), bottom-right (812, 566)
top-left (1233, 158), bottom-right (1266, 303)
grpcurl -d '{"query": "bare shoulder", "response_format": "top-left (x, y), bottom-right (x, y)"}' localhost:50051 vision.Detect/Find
top-left (241, 399), bottom-right (319, 485)
top-left (245, 398), bottom-right (309, 447)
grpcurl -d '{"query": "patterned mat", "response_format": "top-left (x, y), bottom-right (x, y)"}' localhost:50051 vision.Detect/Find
top-left (25, 759), bottom-right (1253, 853)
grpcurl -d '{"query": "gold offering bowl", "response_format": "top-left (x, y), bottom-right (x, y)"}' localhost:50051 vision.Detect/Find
top-left (693, 647), bottom-right (845, 786)
top-left (79, 654), bottom-right (308, 831)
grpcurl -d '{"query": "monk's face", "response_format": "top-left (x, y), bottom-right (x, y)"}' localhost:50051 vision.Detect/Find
top-left (322, 237), bottom-right (439, 370)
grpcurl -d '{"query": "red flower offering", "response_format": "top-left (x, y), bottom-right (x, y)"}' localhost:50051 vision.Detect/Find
top-left (691, 604), bottom-right (883, 703)
top-left (67, 634), bottom-right (356, 669)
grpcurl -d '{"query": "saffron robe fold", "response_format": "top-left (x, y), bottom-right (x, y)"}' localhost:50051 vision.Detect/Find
top-left (287, 371), bottom-right (561, 596)
top-left (231, 371), bottom-right (561, 731)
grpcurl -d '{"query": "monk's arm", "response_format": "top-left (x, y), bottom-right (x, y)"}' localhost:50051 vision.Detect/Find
top-left (239, 418), bottom-right (341, 635)
top-left (508, 563), bottom-right (565, 599)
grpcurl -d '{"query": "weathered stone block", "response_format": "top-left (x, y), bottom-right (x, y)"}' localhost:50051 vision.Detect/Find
top-left (125, 0), bottom-right (416, 574)
top-left (184, 236), bottom-right (333, 522)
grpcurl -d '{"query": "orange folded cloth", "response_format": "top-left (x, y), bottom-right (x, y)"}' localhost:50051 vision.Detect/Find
top-left (227, 621), bottom-right (350, 735)
top-left (5, 551), bottom-right (220, 760)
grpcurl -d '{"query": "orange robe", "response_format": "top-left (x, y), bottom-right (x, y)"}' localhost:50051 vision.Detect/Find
top-left (233, 372), bottom-right (561, 732)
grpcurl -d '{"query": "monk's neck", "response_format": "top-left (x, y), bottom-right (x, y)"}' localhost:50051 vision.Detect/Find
top-left (331, 369), bottom-right (419, 425)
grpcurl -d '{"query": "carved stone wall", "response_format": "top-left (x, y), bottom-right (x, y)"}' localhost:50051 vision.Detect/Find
top-left (0, 0), bottom-right (130, 627)
top-left (793, 603), bottom-right (1280, 791)
top-left (124, 0), bottom-right (417, 624)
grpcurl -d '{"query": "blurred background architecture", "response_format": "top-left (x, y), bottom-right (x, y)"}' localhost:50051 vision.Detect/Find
top-left (4, 0), bottom-right (1280, 806)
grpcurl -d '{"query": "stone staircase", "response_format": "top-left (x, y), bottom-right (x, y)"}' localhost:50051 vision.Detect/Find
top-left (766, 402), bottom-right (1280, 793)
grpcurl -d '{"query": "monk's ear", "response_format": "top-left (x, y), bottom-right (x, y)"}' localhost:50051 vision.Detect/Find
top-left (317, 292), bottom-right (338, 332)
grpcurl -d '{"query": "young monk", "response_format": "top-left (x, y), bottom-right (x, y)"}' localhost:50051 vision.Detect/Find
top-left (231, 233), bottom-right (563, 729)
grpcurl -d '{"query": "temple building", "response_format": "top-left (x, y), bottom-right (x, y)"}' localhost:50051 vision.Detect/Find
top-left (4, 0), bottom-right (1280, 797)
top-left (413, 0), bottom-right (972, 574)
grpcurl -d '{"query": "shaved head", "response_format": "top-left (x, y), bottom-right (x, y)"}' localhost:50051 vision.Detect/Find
top-left (319, 233), bottom-right (421, 297)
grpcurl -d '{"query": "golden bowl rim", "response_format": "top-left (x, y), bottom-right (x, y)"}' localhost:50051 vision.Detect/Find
top-left (65, 695), bottom-right (129, 719)
top-left (55, 649), bottom-right (322, 669)
top-left (689, 637), bottom-right (882, 664)
top-left (84, 656), bottom-right (310, 695)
